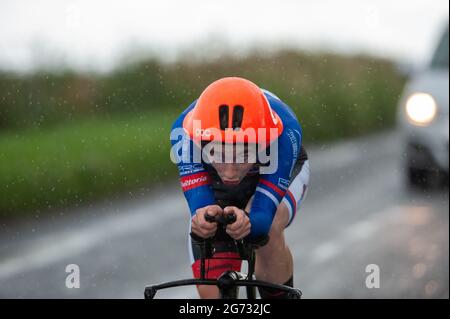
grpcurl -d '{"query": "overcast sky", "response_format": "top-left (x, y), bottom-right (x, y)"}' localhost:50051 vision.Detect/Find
top-left (0, 0), bottom-right (448, 72)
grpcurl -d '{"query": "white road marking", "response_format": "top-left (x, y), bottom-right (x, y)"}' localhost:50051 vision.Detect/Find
top-left (311, 241), bottom-right (342, 264)
top-left (306, 206), bottom-right (410, 266)
top-left (308, 219), bottom-right (381, 264)
top-left (0, 197), bottom-right (186, 281)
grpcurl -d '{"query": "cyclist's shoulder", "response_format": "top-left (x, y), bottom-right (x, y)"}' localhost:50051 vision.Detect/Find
top-left (262, 89), bottom-right (299, 126)
top-left (261, 89), bottom-right (282, 101)
top-left (262, 90), bottom-right (301, 144)
top-left (259, 90), bottom-right (302, 162)
top-left (172, 99), bottom-right (198, 129)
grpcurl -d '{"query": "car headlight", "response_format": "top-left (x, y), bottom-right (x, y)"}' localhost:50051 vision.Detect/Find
top-left (405, 92), bottom-right (437, 126)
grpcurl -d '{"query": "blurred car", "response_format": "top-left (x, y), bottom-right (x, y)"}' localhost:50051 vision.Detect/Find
top-left (398, 25), bottom-right (449, 188)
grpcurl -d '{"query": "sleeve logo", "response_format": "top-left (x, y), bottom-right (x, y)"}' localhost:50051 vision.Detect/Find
top-left (278, 177), bottom-right (290, 190)
top-left (179, 163), bottom-right (204, 176)
top-left (180, 172), bottom-right (211, 192)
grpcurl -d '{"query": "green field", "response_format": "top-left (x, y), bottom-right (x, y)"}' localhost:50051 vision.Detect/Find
top-left (0, 50), bottom-right (405, 216)
top-left (0, 112), bottom-right (177, 216)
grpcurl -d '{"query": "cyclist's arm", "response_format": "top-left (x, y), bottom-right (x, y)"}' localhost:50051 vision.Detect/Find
top-left (248, 126), bottom-right (302, 237)
top-left (170, 103), bottom-right (216, 216)
top-left (245, 145), bottom-right (309, 205)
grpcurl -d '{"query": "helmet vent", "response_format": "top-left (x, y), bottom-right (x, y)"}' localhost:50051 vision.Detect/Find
top-left (232, 105), bottom-right (244, 129)
top-left (218, 104), bottom-right (229, 130)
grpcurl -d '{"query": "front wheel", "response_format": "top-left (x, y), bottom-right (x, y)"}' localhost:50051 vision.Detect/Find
top-left (246, 285), bottom-right (257, 299)
top-left (144, 286), bottom-right (157, 299)
top-left (287, 289), bottom-right (302, 299)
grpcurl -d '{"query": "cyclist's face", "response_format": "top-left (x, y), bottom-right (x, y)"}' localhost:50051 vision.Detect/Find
top-left (212, 162), bottom-right (254, 185)
top-left (205, 143), bottom-right (256, 185)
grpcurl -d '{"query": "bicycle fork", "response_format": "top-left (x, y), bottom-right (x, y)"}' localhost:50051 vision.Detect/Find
top-left (217, 270), bottom-right (245, 299)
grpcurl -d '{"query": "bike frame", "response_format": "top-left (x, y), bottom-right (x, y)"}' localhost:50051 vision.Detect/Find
top-left (144, 234), bottom-right (302, 299)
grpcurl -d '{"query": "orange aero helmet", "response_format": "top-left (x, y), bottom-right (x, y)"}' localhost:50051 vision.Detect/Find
top-left (183, 77), bottom-right (283, 144)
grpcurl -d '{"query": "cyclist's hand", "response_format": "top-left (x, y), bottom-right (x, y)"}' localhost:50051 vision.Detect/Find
top-left (223, 206), bottom-right (251, 240)
top-left (191, 205), bottom-right (223, 238)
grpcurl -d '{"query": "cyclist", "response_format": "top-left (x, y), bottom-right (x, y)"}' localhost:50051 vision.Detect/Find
top-left (170, 77), bottom-right (310, 299)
